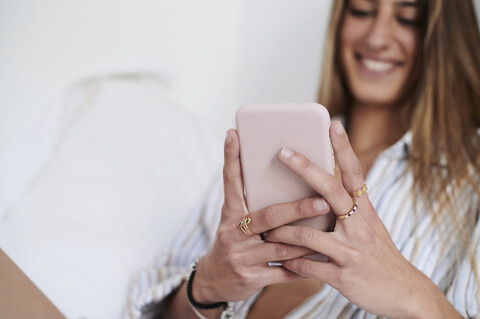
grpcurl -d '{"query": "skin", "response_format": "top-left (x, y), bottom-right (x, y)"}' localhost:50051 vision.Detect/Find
top-left (167, 124), bottom-right (461, 318)
top-left (341, 0), bottom-right (423, 108)
top-left (166, 0), bottom-right (463, 317)
top-left (342, 0), bottom-right (424, 172)
top-left (165, 129), bottom-right (330, 318)
top-left (267, 122), bottom-right (461, 318)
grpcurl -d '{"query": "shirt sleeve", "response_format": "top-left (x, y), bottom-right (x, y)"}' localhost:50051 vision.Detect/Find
top-left (124, 176), bottom-right (224, 319)
top-left (446, 211), bottom-right (480, 319)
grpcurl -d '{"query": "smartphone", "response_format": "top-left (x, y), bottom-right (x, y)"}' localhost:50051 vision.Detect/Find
top-left (236, 103), bottom-right (335, 236)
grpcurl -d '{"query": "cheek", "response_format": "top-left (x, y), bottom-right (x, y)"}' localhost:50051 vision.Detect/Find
top-left (340, 17), bottom-right (370, 65)
top-left (396, 30), bottom-right (420, 67)
top-left (341, 15), bottom-right (372, 46)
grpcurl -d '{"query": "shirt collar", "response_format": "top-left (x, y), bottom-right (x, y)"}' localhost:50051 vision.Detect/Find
top-left (378, 130), bottom-right (411, 161)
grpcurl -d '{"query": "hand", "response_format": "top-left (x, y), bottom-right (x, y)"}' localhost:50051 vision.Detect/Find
top-left (193, 129), bottom-right (332, 304)
top-left (265, 122), bottom-right (459, 319)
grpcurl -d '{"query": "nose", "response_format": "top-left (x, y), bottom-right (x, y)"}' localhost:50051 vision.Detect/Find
top-left (364, 14), bottom-right (394, 51)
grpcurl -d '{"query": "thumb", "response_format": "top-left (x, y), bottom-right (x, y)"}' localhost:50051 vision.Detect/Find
top-left (221, 129), bottom-right (248, 223)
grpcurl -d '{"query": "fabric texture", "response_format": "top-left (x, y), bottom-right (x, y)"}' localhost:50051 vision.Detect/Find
top-left (125, 132), bottom-right (480, 319)
top-left (0, 75), bottom-right (222, 319)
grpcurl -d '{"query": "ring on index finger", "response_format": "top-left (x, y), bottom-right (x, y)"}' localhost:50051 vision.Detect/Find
top-left (238, 214), bottom-right (255, 236)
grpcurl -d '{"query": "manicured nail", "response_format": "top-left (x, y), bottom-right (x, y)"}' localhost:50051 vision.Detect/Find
top-left (334, 121), bottom-right (345, 135)
top-left (280, 147), bottom-right (294, 159)
top-left (225, 131), bottom-right (232, 144)
top-left (313, 198), bottom-right (326, 211)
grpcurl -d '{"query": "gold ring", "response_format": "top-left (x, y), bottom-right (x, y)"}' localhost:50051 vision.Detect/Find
top-left (337, 201), bottom-right (359, 220)
top-left (349, 182), bottom-right (368, 197)
top-left (238, 214), bottom-right (254, 236)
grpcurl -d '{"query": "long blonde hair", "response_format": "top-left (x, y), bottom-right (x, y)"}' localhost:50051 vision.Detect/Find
top-left (319, 0), bottom-right (480, 288)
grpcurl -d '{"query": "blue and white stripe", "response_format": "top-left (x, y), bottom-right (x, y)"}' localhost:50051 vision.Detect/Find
top-left (125, 132), bottom-right (479, 319)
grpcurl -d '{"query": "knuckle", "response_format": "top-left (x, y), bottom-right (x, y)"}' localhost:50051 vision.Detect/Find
top-left (223, 145), bottom-right (236, 158)
top-left (223, 169), bottom-right (241, 183)
top-left (295, 201), bottom-right (310, 219)
top-left (238, 273), bottom-right (254, 288)
top-left (274, 244), bottom-right (290, 260)
top-left (296, 258), bottom-right (313, 275)
top-left (299, 157), bottom-right (312, 170)
top-left (222, 169), bottom-right (231, 183)
top-left (259, 207), bottom-right (276, 227)
top-left (348, 161), bottom-right (363, 177)
top-left (327, 179), bottom-right (344, 197)
top-left (226, 252), bottom-right (242, 268)
top-left (295, 227), bottom-right (315, 245)
top-left (216, 226), bottom-right (232, 247)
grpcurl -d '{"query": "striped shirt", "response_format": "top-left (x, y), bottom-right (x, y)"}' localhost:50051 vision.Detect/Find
top-left (125, 131), bottom-right (480, 318)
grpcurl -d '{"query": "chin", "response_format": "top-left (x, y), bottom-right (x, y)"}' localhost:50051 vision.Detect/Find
top-left (350, 88), bottom-right (403, 108)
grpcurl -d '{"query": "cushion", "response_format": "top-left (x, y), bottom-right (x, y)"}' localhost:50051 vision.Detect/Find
top-left (0, 74), bottom-right (223, 318)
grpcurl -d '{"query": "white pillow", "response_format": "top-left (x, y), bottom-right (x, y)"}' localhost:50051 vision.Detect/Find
top-left (0, 74), bottom-right (223, 319)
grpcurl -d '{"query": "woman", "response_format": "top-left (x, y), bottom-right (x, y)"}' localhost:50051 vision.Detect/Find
top-left (126, 0), bottom-right (480, 318)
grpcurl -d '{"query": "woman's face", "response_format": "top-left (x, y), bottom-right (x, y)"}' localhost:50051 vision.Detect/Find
top-left (340, 0), bottom-right (424, 107)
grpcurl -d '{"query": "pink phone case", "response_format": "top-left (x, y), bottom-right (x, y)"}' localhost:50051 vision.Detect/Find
top-left (236, 103), bottom-right (335, 238)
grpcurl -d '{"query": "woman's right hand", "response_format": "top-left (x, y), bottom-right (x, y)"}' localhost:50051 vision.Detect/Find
top-left (191, 129), bottom-right (332, 304)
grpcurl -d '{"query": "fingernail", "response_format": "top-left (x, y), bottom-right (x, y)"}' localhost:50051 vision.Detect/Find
top-left (280, 147), bottom-right (294, 159)
top-left (334, 122), bottom-right (345, 135)
top-left (225, 131), bottom-right (232, 144)
top-left (313, 198), bottom-right (326, 211)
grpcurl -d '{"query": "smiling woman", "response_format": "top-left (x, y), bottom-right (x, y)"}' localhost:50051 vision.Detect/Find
top-left (340, 0), bottom-right (424, 108)
top-left (125, 0), bottom-right (480, 318)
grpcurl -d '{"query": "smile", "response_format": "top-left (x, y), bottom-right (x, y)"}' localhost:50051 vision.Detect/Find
top-left (355, 53), bottom-right (401, 75)
top-left (362, 59), bottom-right (395, 72)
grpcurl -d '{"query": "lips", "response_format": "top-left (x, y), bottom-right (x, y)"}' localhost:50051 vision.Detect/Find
top-left (354, 52), bottom-right (401, 75)
top-left (362, 59), bottom-right (395, 72)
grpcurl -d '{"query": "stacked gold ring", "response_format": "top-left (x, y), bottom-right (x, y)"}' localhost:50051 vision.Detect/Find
top-left (337, 201), bottom-right (359, 220)
top-left (238, 214), bottom-right (254, 236)
top-left (349, 182), bottom-right (368, 197)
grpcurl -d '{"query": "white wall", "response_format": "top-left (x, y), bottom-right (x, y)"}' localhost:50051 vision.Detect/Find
top-left (0, 0), bottom-right (334, 143)
top-left (2, 0), bottom-right (480, 213)
top-left (0, 0), bottom-right (241, 146)
top-left (2, 0), bottom-right (480, 151)
top-left (0, 0), bottom-right (335, 213)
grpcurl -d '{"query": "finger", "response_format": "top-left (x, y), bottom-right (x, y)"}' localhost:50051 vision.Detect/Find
top-left (330, 122), bottom-right (366, 197)
top-left (330, 122), bottom-right (383, 226)
top-left (277, 148), bottom-right (354, 218)
top-left (247, 197), bottom-right (331, 234)
top-left (281, 258), bottom-right (338, 286)
top-left (222, 129), bottom-right (248, 220)
top-left (242, 242), bottom-right (316, 265)
top-left (265, 225), bottom-right (349, 264)
top-left (258, 265), bottom-right (304, 286)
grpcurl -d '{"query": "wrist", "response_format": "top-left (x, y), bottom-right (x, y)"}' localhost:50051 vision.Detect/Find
top-left (403, 275), bottom-right (461, 319)
top-left (189, 260), bottom-right (226, 306)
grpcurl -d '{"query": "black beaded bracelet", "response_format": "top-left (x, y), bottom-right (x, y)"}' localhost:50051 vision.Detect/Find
top-left (186, 263), bottom-right (228, 310)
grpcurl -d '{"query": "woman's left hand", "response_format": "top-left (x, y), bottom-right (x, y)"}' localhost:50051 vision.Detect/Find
top-left (264, 121), bottom-right (460, 319)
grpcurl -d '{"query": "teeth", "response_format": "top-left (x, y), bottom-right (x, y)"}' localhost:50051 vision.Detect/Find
top-left (362, 58), bottom-right (394, 72)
